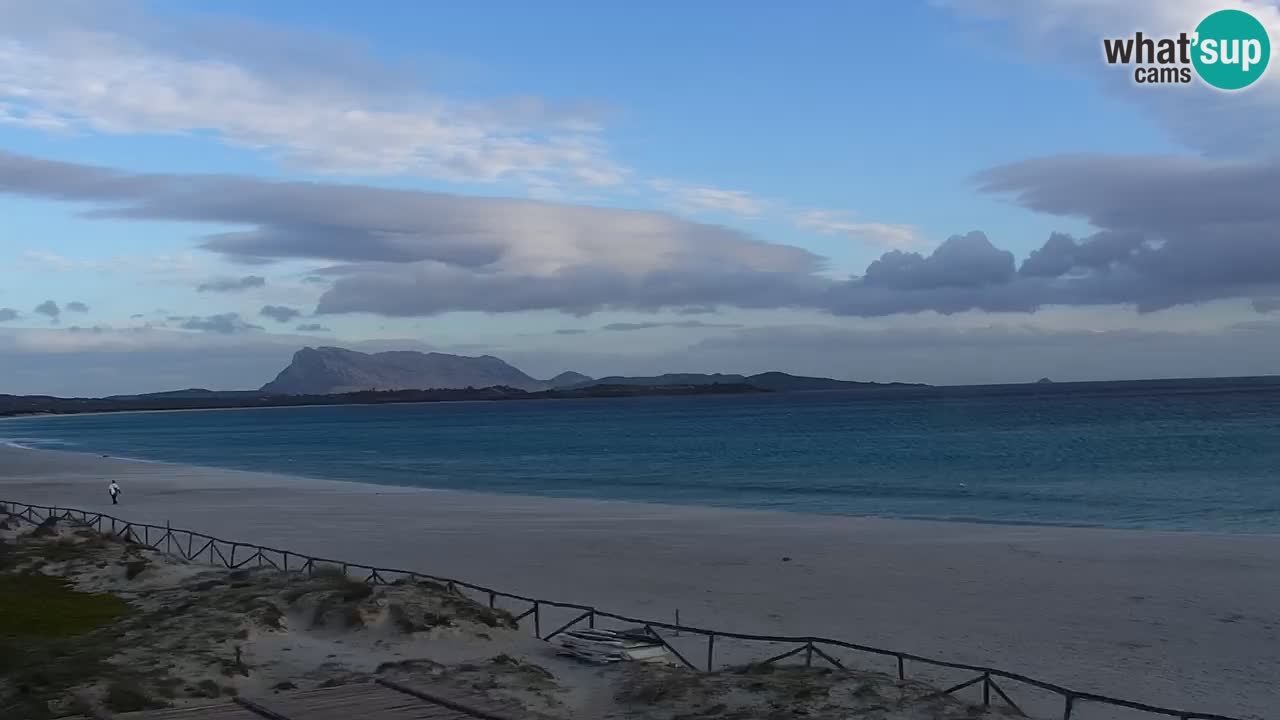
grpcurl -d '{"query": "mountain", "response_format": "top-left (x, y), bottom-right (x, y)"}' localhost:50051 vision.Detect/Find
top-left (744, 372), bottom-right (921, 391)
top-left (257, 347), bottom-right (922, 396)
top-left (260, 347), bottom-right (548, 395)
top-left (567, 372), bottom-right (923, 392)
top-left (107, 389), bottom-right (266, 401)
top-left (546, 371), bottom-right (593, 388)
top-left (576, 373), bottom-right (746, 387)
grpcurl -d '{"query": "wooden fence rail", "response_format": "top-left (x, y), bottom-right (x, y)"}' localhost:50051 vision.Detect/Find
top-left (0, 500), bottom-right (1257, 720)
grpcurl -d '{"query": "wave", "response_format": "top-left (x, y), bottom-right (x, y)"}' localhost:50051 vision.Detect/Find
top-left (1, 437), bottom-right (76, 450)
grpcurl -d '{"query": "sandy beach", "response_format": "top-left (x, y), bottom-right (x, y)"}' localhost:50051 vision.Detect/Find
top-left (2, 444), bottom-right (1277, 719)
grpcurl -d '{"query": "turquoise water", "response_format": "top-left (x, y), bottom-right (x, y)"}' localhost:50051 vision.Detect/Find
top-left (5, 378), bottom-right (1280, 532)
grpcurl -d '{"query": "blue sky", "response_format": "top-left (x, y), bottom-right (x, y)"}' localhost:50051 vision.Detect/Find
top-left (1, 0), bottom-right (1279, 394)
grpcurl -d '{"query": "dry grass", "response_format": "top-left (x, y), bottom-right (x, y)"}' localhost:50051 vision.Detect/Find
top-left (0, 513), bottom-right (532, 718)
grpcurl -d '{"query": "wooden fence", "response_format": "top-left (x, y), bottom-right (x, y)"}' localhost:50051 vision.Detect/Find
top-left (1, 500), bottom-right (1256, 720)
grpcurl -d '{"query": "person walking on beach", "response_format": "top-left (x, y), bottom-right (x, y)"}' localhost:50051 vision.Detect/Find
top-left (108, 480), bottom-right (121, 505)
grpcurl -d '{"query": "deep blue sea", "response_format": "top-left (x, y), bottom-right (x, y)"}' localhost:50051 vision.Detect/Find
top-left (5, 378), bottom-right (1280, 532)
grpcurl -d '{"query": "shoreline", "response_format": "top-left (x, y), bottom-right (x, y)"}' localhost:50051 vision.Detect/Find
top-left (0, 383), bottom-right (774, 422)
top-left (3, 440), bottom-right (1278, 539)
top-left (3, 444), bottom-right (1279, 716)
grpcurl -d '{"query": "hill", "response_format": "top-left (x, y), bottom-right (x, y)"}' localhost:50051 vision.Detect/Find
top-left (546, 370), bottom-right (594, 388)
top-left (0, 384), bottom-right (766, 418)
top-left (569, 372), bottom-right (922, 392)
top-left (260, 347), bottom-right (547, 394)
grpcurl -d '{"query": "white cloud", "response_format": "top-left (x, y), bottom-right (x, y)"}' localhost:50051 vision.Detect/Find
top-left (795, 210), bottom-right (921, 250)
top-left (649, 180), bottom-right (769, 217)
top-left (21, 249), bottom-right (204, 276)
top-left (0, 1), bottom-right (625, 188)
top-left (938, 0), bottom-right (1280, 155)
top-left (0, 150), bottom-right (827, 317)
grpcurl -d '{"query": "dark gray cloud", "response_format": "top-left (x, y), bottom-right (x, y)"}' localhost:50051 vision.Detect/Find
top-left (0, 149), bottom-right (822, 316)
top-left (862, 232), bottom-right (1014, 290)
top-left (176, 313), bottom-right (263, 334)
top-left (259, 305), bottom-right (302, 323)
top-left (295, 323), bottom-right (330, 332)
top-left (601, 320), bottom-right (744, 332)
top-left (501, 320), bottom-right (1280, 387)
top-left (314, 264), bottom-right (826, 317)
top-left (0, 329), bottom-right (443, 396)
top-left (969, 155), bottom-right (1280, 313)
top-left (1018, 231), bottom-right (1146, 278)
top-left (3, 149), bottom-right (1279, 319)
top-left (34, 300), bottom-right (60, 321)
top-left (1253, 298), bottom-right (1280, 314)
top-left (66, 301), bottom-right (89, 313)
top-left (7, 321), bottom-right (1280, 396)
top-left (0, 308), bottom-right (18, 323)
top-left (197, 275), bottom-right (266, 293)
top-left (678, 323), bottom-right (1280, 386)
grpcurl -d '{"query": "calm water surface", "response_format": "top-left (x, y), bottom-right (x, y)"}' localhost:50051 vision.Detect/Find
top-left (5, 378), bottom-right (1280, 532)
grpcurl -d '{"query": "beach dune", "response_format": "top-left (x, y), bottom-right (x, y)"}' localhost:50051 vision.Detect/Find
top-left (2, 444), bottom-right (1277, 718)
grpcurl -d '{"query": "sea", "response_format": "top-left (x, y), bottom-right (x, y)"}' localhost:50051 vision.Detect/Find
top-left (4, 377), bottom-right (1280, 533)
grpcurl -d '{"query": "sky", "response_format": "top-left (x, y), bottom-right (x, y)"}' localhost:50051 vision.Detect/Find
top-left (2, 0), bottom-right (1280, 395)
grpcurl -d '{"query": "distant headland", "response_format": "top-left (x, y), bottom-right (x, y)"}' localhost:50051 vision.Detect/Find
top-left (0, 346), bottom-right (924, 418)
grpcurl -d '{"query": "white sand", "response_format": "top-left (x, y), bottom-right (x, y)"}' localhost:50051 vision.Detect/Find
top-left (2, 444), bottom-right (1277, 719)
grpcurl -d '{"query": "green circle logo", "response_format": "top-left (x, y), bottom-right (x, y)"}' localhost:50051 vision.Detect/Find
top-left (1192, 9), bottom-right (1271, 90)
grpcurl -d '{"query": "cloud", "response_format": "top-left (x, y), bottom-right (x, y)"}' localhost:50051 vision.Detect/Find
top-left (971, 154), bottom-right (1280, 312)
top-left (295, 323), bottom-right (330, 332)
top-left (0, 326), bottom-right (451, 395)
top-left (20, 249), bottom-right (205, 278)
top-left (176, 313), bottom-right (262, 334)
top-left (820, 232), bottom-right (1039, 317)
top-left (0, 0), bottom-right (623, 188)
top-left (66, 300), bottom-right (89, 313)
top-left (863, 231), bottom-right (1015, 290)
top-left (0, 149), bottom-right (824, 316)
top-left (819, 150), bottom-right (1280, 314)
top-left (314, 264), bottom-right (827, 317)
top-left (0, 308), bottom-right (18, 322)
top-left (796, 210), bottom-right (921, 250)
top-left (938, 0), bottom-right (1280, 156)
top-left (554, 329), bottom-right (587, 335)
top-left (677, 322), bottom-right (1280, 385)
top-left (601, 320), bottom-right (744, 332)
top-left (259, 304), bottom-right (301, 323)
top-left (649, 180), bottom-right (768, 217)
top-left (197, 275), bottom-right (266, 293)
top-left (6, 320), bottom-right (1279, 396)
top-left (33, 300), bottom-right (60, 321)
top-left (5, 149), bottom-right (1280, 319)
top-left (0, 328), bottom-right (301, 395)
top-left (1253, 298), bottom-right (1280, 314)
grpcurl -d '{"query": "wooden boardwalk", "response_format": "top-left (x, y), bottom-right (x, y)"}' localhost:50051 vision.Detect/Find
top-left (93, 679), bottom-right (524, 720)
